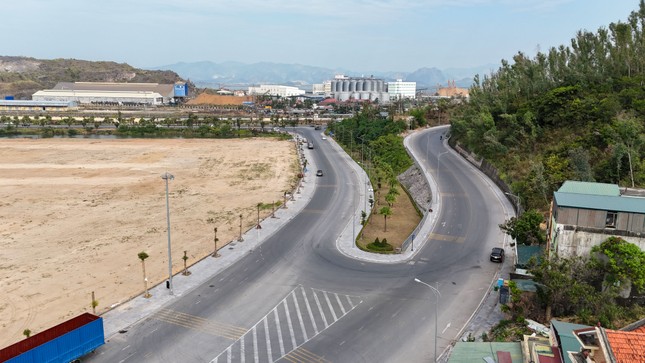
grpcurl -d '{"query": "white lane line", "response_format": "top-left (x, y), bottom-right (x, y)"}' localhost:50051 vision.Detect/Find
top-left (301, 288), bottom-right (319, 334)
top-left (240, 335), bottom-right (245, 363)
top-left (121, 345), bottom-right (131, 351)
top-left (273, 309), bottom-right (286, 357)
top-left (334, 293), bottom-right (347, 315)
top-left (283, 300), bottom-right (298, 350)
top-left (227, 346), bottom-right (232, 363)
top-left (253, 326), bottom-right (258, 363)
top-left (346, 295), bottom-right (354, 309)
top-left (291, 292), bottom-right (308, 341)
top-left (312, 289), bottom-right (329, 328)
top-left (323, 291), bottom-right (338, 321)
top-left (263, 318), bottom-right (273, 363)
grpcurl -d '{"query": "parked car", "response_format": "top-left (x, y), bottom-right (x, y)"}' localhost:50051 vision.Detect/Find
top-left (490, 247), bottom-right (505, 263)
top-left (316, 169), bottom-right (323, 177)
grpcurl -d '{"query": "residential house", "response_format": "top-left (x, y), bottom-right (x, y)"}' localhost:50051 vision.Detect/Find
top-left (548, 181), bottom-right (645, 257)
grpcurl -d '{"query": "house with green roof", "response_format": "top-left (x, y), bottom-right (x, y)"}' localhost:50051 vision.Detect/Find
top-left (548, 180), bottom-right (645, 257)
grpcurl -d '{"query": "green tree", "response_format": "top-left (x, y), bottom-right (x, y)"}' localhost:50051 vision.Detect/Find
top-left (590, 236), bottom-right (645, 295)
top-left (499, 209), bottom-right (545, 245)
top-left (138, 251), bottom-right (151, 298)
top-left (379, 206), bottom-right (392, 232)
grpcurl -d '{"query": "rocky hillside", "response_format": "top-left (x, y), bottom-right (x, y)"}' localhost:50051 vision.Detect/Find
top-left (0, 56), bottom-right (185, 100)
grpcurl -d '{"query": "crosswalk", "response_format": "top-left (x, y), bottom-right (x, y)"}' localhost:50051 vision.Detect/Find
top-left (210, 285), bottom-right (363, 363)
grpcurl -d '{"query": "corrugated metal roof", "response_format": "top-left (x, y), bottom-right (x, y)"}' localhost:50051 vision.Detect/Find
top-left (0, 100), bottom-right (74, 106)
top-left (554, 192), bottom-right (645, 214)
top-left (33, 90), bottom-right (163, 99)
top-left (558, 181), bottom-right (620, 196)
top-left (551, 320), bottom-right (591, 363)
top-left (53, 82), bottom-right (175, 97)
top-left (448, 342), bottom-right (523, 363)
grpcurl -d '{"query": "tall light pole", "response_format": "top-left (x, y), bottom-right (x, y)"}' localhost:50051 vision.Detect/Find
top-left (414, 278), bottom-right (441, 362)
top-left (161, 172), bottom-right (174, 295)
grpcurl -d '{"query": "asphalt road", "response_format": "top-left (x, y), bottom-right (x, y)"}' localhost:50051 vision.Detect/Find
top-left (88, 126), bottom-right (508, 363)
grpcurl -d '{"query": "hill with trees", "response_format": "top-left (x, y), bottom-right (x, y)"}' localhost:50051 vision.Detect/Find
top-left (450, 1), bottom-right (645, 211)
top-left (0, 56), bottom-right (185, 100)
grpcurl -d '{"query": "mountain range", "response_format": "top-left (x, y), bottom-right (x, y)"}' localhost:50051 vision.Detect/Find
top-left (152, 61), bottom-right (498, 92)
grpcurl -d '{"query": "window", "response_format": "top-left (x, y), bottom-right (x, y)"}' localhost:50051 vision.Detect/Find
top-left (606, 211), bottom-right (617, 228)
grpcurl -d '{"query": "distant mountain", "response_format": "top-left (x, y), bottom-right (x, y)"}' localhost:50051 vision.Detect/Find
top-left (153, 61), bottom-right (492, 92)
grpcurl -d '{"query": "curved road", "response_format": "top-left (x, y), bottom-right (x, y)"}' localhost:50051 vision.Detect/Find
top-left (89, 127), bottom-right (508, 363)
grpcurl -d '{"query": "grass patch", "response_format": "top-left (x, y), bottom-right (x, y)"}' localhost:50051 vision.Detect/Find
top-left (357, 182), bottom-right (420, 253)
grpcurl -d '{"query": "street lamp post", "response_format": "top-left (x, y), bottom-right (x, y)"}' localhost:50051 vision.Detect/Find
top-left (161, 172), bottom-right (174, 295)
top-left (414, 278), bottom-right (441, 362)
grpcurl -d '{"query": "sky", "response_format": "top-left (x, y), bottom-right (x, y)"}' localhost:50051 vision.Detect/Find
top-left (2, 0), bottom-right (641, 73)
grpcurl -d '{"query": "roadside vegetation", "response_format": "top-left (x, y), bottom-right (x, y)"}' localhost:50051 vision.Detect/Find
top-left (0, 114), bottom-right (291, 140)
top-left (327, 106), bottom-right (421, 253)
top-left (449, 1), bottom-right (645, 213)
top-left (451, 2), bottom-right (645, 339)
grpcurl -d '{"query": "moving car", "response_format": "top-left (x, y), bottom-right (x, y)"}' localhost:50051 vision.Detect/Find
top-left (490, 247), bottom-right (505, 263)
top-left (316, 169), bottom-right (323, 177)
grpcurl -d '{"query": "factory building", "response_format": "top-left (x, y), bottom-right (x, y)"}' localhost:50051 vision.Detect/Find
top-left (0, 100), bottom-right (77, 111)
top-left (247, 85), bottom-right (306, 98)
top-left (388, 79), bottom-right (416, 99)
top-left (31, 81), bottom-right (188, 105)
top-left (330, 75), bottom-right (390, 103)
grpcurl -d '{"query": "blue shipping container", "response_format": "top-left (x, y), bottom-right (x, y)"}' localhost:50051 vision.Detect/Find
top-left (4, 96), bottom-right (14, 100)
top-left (1, 314), bottom-right (104, 363)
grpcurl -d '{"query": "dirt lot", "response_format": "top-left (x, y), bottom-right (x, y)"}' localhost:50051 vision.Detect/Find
top-left (0, 137), bottom-right (297, 347)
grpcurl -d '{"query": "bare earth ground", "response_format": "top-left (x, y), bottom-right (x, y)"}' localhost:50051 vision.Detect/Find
top-left (357, 184), bottom-right (421, 250)
top-left (0, 137), bottom-right (296, 347)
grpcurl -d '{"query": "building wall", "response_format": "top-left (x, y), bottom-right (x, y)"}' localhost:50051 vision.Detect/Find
top-left (388, 80), bottom-right (416, 99)
top-left (555, 226), bottom-right (645, 257)
top-left (555, 206), bottom-right (645, 233)
top-left (248, 85), bottom-right (305, 97)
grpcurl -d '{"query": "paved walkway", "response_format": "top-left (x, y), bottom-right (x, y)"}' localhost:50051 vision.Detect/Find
top-left (100, 128), bottom-right (513, 359)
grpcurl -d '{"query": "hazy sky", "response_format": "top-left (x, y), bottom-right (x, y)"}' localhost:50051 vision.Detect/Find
top-left (2, 0), bottom-right (640, 72)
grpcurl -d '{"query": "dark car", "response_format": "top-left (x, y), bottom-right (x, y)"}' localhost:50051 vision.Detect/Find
top-left (316, 169), bottom-right (323, 177)
top-left (490, 247), bottom-right (505, 263)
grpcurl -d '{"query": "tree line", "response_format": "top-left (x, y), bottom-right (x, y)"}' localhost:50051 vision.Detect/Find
top-left (451, 1), bottom-right (645, 211)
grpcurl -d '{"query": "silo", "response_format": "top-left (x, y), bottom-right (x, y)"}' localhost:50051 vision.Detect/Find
top-left (356, 80), bottom-right (364, 92)
top-left (349, 80), bottom-right (357, 92)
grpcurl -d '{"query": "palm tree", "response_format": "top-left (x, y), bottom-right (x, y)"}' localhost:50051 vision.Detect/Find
top-left (138, 251), bottom-right (151, 298)
top-left (212, 227), bottom-right (220, 257)
top-left (182, 250), bottom-right (190, 276)
top-left (379, 206), bottom-right (392, 232)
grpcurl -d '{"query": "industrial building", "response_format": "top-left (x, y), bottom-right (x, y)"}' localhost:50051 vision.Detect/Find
top-left (247, 85), bottom-right (306, 98)
top-left (0, 99), bottom-right (77, 111)
top-left (388, 79), bottom-right (417, 99)
top-left (330, 75), bottom-right (390, 103)
top-left (31, 81), bottom-right (188, 106)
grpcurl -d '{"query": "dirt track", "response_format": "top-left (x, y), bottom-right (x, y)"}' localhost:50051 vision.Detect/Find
top-left (0, 137), bottom-right (296, 347)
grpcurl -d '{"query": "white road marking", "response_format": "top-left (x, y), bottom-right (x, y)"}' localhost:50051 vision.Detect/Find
top-left (283, 300), bottom-right (298, 350)
top-left (253, 326), bottom-right (258, 363)
top-left (312, 289), bottom-right (329, 328)
top-left (335, 293), bottom-right (347, 315)
top-left (323, 291), bottom-right (338, 321)
top-left (301, 288), bottom-right (319, 334)
top-left (274, 309), bottom-right (286, 357)
top-left (292, 292), bottom-right (308, 341)
top-left (442, 322), bottom-right (451, 334)
top-left (263, 318), bottom-right (273, 363)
